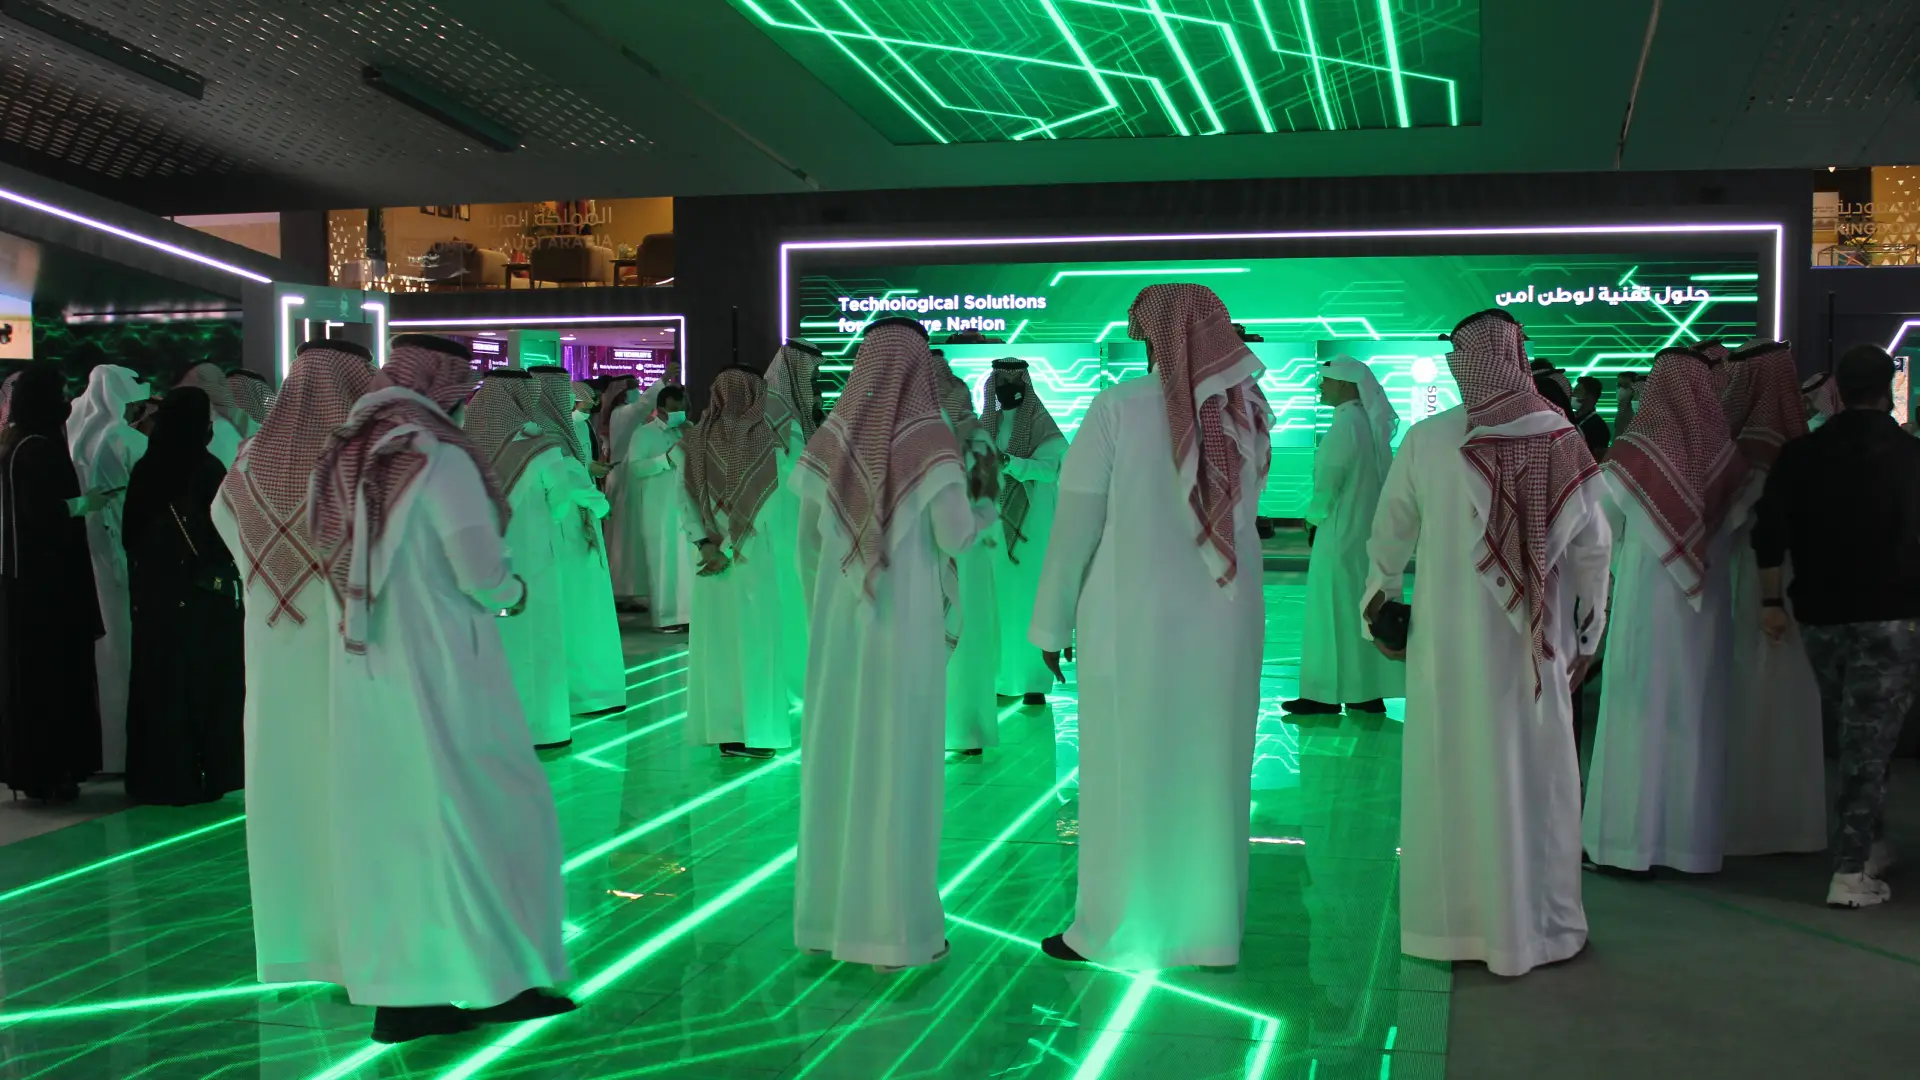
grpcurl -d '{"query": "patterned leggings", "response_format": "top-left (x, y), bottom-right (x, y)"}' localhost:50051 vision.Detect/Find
top-left (1801, 620), bottom-right (1920, 874)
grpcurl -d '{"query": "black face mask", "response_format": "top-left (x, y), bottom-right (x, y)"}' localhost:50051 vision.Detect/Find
top-left (994, 382), bottom-right (1026, 411)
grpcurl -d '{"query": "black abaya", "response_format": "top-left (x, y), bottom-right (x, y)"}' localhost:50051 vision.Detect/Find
top-left (0, 433), bottom-right (105, 798)
top-left (123, 449), bottom-right (244, 805)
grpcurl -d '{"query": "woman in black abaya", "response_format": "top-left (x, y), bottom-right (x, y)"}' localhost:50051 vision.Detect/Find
top-left (0, 366), bottom-right (106, 802)
top-left (123, 388), bottom-right (244, 805)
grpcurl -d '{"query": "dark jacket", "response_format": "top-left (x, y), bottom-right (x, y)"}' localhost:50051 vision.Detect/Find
top-left (1575, 411), bottom-right (1611, 460)
top-left (1752, 409), bottom-right (1920, 625)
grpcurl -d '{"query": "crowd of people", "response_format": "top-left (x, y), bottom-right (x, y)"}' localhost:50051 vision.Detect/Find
top-left (0, 281), bottom-right (1909, 1041)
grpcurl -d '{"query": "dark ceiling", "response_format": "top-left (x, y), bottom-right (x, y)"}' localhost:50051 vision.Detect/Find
top-left (0, 0), bottom-right (1916, 216)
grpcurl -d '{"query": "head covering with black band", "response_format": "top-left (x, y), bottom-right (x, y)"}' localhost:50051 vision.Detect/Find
top-left (979, 358), bottom-right (1066, 562)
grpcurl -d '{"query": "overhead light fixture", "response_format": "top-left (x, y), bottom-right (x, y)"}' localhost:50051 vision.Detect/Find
top-left (362, 64), bottom-right (520, 152)
top-left (561, 335), bottom-right (577, 341)
top-left (1, 0), bottom-right (205, 98)
top-left (478, 331), bottom-right (500, 336)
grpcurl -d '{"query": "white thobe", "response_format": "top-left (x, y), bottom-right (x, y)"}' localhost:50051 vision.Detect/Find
top-left (209, 413), bottom-right (248, 468)
top-left (553, 455), bottom-right (623, 715)
top-left (946, 506), bottom-right (1002, 752)
top-left (498, 440), bottom-right (578, 748)
top-left (1029, 377), bottom-right (1265, 970)
top-left (761, 425), bottom-right (811, 702)
top-left (571, 410), bottom-right (594, 463)
top-left (1723, 529), bottom-right (1826, 856)
top-left (604, 400), bottom-right (651, 600)
top-left (991, 417), bottom-right (1065, 698)
top-left (1365, 406), bottom-right (1612, 977)
top-left (73, 425), bottom-right (144, 772)
top-left (211, 493), bottom-right (339, 986)
top-left (791, 464), bottom-right (996, 968)
top-left (328, 439), bottom-right (567, 1007)
top-left (1583, 478), bottom-right (1740, 874)
top-left (1301, 401), bottom-right (1404, 705)
top-left (680, 449), bottom-right (798, 750)
top-left (617, 419), bottom-right (693, 626)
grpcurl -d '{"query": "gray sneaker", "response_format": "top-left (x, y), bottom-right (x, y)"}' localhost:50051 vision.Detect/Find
top-left (1827, 871), bottom-right (1892, 909)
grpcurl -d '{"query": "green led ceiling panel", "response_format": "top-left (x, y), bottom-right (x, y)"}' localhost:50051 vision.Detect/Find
top-left (729, 0), bottom-right (1480, 143)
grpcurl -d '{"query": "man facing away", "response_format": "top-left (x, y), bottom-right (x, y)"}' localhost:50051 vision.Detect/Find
top-left (680, 367), bottom-right (795, 760)
top-left (1363, 309), bottom-right (1612, 976)
top-left (212, 340), bottom-right (372, 988)
top-left (528, 366), bottom-right (624, 717)
top-left (1030, 283), bottom-right (1269, 969)
top-left (1753, 344), bottom-right (1920, 908)
top-left (308, 335), bottom-right (572, 1042)
top-left (1287, 357), bottom-right (1404, 717)
top-left (932, 349), bottom-right (1003, 756)
top-left (790, 318), bottom-right (999, 972)
top-left (981, 359), bottom-right (1067, 706)
top-left (1583, 348), bottom-right (1749, 877)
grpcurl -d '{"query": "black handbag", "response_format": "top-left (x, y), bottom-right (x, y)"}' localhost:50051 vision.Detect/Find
top-left (1369, 600), bottom-right (1412, 653)
top-left (170, 503), bottom-right (238, 604)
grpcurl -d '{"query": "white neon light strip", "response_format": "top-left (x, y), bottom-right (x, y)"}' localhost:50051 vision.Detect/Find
top-left (360, 300), bottom-right (388, 367)
top-left (0, 185), bottom-right (272, 284)
top-left (278, 295), bottom-right (306, 381)
top-left (389, 314), bottom-right (687, 381)
top-left (780, 223), bottom-right (1787, 345)
top-left (1886, 320), bottom-right (1920, 354)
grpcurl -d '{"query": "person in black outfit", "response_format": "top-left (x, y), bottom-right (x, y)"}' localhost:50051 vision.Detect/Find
top-left (122, 388), bottom-right (245, 806)
top-left (1571, 377), bottom-right (1613, 460)
top-left (1752, 344), bottom-right (1920, 909)
top-left (0, 366), bottom-right (108, 802)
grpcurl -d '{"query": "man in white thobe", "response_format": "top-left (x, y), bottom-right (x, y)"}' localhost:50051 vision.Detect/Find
top-left (1718, 342), bottom-right (1825, 856)
top-left (1288, 357), bottom-right (1404, 717)
top-left (463, 369), bottom-right (578, 748)
top-left (763, 341), bottom-right (824, 702)
top-left (934, 350), bottom-right (1002, 755)
top-left (66, 364), bottom-right (148, 772)
top-left (1364, 309), bottom-right (1612, 977)
top-left (1584, 347), bottom-right (1751, 876)
top-left (981, 359), bottom-right (1067, 706)
top-left (791, 318), bottom-right (998, 972)
top-left (308, 335), bottom-right (571, 1043)
top-left (679, 368), bottom-right (796, 759)
top-left (212, 339), bottom-right (373, 986)
top-left (611, 385), bottom-right (693, 629)
top-left (530, 367), bottom-right (625, 716)
top-left (1030, 284), bottom-right (1269, 969)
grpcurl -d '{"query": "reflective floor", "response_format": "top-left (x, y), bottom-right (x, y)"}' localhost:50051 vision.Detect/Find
top-left (0, 576), bottom-right (1442, 1079)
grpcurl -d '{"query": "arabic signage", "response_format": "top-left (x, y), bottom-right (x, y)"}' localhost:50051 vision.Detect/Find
top-left (1494, 285), bottom-right (1717, 308)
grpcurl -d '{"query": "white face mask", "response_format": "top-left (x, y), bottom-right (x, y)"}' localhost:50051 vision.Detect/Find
top-left (665, 410), bottom-right (687, 428)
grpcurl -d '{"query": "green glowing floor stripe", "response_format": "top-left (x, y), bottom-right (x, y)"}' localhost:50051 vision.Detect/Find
top-left (305, 1042), bottom-right (389, 1080)
top-left (1071, 973), bottom-right (1155, 1080)
top-left (939, 769), bottom-right (1078, 900)
top-left (562, 752), bottom-right (800, 871)
top-left (574, 710), bottom-right (688, 763)
top-left (623, 649), bottom-right (688, 677)
top-left (433, 848), bottom-right (800, 1080)
top-left (0, 814), bottom-right (245, 905)
top-left (0, 981), bottom-right (327, 1024)
top-left (626, 665), bottom-right (688, 691)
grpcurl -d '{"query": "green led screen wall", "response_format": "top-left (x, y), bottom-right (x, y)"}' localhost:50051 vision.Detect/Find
top-left (729, 0), bottom-right (1479, 143)
top-left (794, 250), bottom-right (1761, 515)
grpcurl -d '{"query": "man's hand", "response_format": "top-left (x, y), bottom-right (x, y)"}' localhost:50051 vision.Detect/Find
top-left (696, 540), bottom-right (730, 577)
top-left (1042, 650), bottom-right (1066, 684)
top-left (1762, 605), bottom-right (1790, 644)
top-left (500, 575), bottom-right (529, 617)
top-left (968, 453), bottom-right (1001, 502)
top-left (1362, 591), bottom-right (1406, 661)
top-left (588, 460), bottom-right (612, 479)
top-left (1568, 653), bottom-right (1594, 692)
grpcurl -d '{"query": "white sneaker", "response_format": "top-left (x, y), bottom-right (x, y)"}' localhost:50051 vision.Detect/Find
top-left (1867, 840), bottom-right (1899, 879)
top-left (1827, 872), bottom-right (1893, 908)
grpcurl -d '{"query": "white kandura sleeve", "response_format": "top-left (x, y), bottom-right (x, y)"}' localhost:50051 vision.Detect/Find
top-left (425, 444), bottom-right (524, 612)
top-left (1360, 430), bottom-right (1421, 625)
top-left (550, 454), bottom-right (610, 519)
top-left (1028, 394), bottom-right (1116, 651)
top-left (1560, 481), bottom-right (1614, 655)
top-left (1006, 435), bottom-right (1066, 485)
top-left (930, 481), bottom-right (998, 557)
top-left (795, 489), bottom-right (823, 608)
top-left (1303, 407), bottom-right (1358, 529)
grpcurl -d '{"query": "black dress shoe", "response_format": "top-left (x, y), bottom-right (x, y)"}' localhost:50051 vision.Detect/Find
top-left (469, 989), bottom-right (578, 1025)
top-left (1023, 693), bottom-right (1048, 706)
top-left (1282, 698), bottom-right (1341, 715)
top-left (534, 739), bottom-right (573, 751)
top-left (720, 743), bottom-right (777, 760)
top-left (656, 624), bottom-right (689, 634)
top-left (1041, 933), bottom-right (1087, 963)
top-left (372, 1004), bottom-right (478, 1043)
top-left (948, 748), bottom-right (983, 757)
top-left (1345, 699), bottom-right (1388, 714)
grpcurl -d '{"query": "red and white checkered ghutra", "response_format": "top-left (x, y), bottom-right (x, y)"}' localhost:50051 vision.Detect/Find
top-left (1448, 312), bottom-right (1602, 697)
top-left (1127, 283), bottom-right (1271, 590)
top-left (1604, 346), bottom-right (1750, 604)
top-left (684, 368), bottom-right (779, 559)
top-left (463, 370), bottom-right (559, 495)
top-left (1721, 341), bottom-right (1808, 468)
top-left (218, 344), bottom-right (373, 626)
